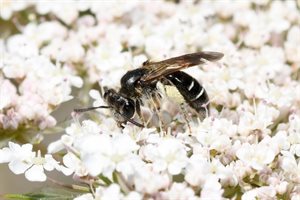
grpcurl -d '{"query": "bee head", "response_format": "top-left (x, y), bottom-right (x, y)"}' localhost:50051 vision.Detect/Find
top-left (103, 88), bottom-right (117, 100)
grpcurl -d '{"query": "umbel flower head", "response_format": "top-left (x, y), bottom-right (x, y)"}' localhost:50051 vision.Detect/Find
top-left (0, 142), bottom-right (72, 182)
top-left (0, 0), bottom-right (300, 199)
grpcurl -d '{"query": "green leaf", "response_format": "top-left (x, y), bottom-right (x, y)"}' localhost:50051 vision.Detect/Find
top-left (4, 187), bottom-right (84, 200)
top-left (99, 174), bottom-right (113, 185)
top-left (3, 194), bottom-right (31, 200)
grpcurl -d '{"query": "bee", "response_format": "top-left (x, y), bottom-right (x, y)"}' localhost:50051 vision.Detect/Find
top-left (75, 51), bottom-right (223, 128)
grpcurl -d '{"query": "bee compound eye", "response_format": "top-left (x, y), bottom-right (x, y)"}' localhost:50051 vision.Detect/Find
top-left (120, 100), bottom-right (135, 119)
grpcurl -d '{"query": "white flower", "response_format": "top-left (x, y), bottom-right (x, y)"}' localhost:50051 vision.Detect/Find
top-left (75, 184), bottom-right (141, 200)
top-left (244, 28), bottom-right (269, 48)
top-left (2, 53), bottom-right (26, 79)
top-left (78, 133), bottom-right (139, 177)
top-left (185, 155), bottom-right (236, 188)
top-left (251, 0), bottom-right (270, 6)
top-left (0, 142), bottom-right (34, 174)
top-left (126, 25), bottom-right (145, 48)
top-left (0, 78), bottom-right (17, 110)
top-left (6, 34), bottom-right (39, 58)
top-left (230, 160), bottom-right (252, 181)
top-left (233, 10), bottom-right (257, 27)
top-left (0, 0), bottom-right (30, 20)
top-left (213, 1), bottom-right (250, 19)
top-left (237, 102), bottom-right (280, 137)
top-left (242, 186), bottom-right (276, 200)
top-left (90, 1), bottom-right (139, 22)
top-left (281, 151), bottom-right (300, 183)
top-left (23, 22), bottom-right (68, 46)
top-left (48, 120), bottom-right (101, 154)
top-left (266, 2), bottom-right (291, 33)
top-left (271, 131), bottom-right (290, 152)
top-left (200, 176), bottom-right (224, 200)
top-left (288, 114), bottom-right (300, 137)
top-left (1, 0), bottom-right (300, 197)
top-left (145, 35), bottom-right (173, 60)
top-left (236, 142), bottom-right (277, 171)
top-left (89, 89), bottom-right (106, 110)
top-left (25, 153), bottom-right (72, 182)
top-left (133, 165), bottom-right (170, 194)
top-left (74, 193), bottom-right (93, 200)
top-left (193, 117), bottom-right (233, 152)
top-left (142, 138), bottom-right (187, 175)
top-left (0, 142), bottom-right (71, 182)
top-left (15, 55), bottom-right (82, 106)
top-left (161, 183), bottom-right (197, 200)
top-left (124, 191), bottom-right (142, 200)
top-left (199, 23), bottom-right (236, 53)
top-left (36, 1), bottom-right (78, 25)
top-left (74, 184), bottom-right (126, 200)
top-left (285, 26), bottom-right (300, 64)
top-left (264, 84), bottom-right (294, 109)
top-left (198, 64), bottom-right (243, 107)
top-left (75, 20), bottom-right (101, 45)
top-left (63, 152), bottom-right (88, 177)
top-left (85, 40), bottom-right (129, 84)
top-left (42, 38), bottom-right (85, 63)
top-left (0, 108), bottom-right (22, 129)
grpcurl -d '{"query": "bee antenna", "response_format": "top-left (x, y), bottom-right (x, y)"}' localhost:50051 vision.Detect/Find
top-left (74, 106), bottom-right (111, 113)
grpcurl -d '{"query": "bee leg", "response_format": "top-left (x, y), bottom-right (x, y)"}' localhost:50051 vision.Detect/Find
top-left (197, 99), bottom-right (210, 121)
top-left (117, 122), bottom-right (125, 129)
top-left (180, 104), bottom-right (192, 135)
top-left (126, 118), bottom-right (144, 128)
top-left (116, 110), bottom-right (144, 128)
top-left (149, 94), bottom-right (165, 135)
top-left (136, 100), bottom-right (142, 117)
top-left (135, 99), bottom-right (146, 127)
top-left (152, 93), bottom-right (161, 110)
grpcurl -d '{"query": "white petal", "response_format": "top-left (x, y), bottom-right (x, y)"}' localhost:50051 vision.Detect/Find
top-left (153, 160), bottom-right (167, 172)
top-left (8, 142), bottom-right (21, 152)
top-left (47, 140), bottom-right (64, 154)
top-left (25, 165), bottom-right (47, 182)
top-left (168, 161), bottom-right (183, 175)
top-left (241, 189), bottom-right (258, 200)
top-left (82, 154), bottom-right (109, 176)
top-left (0, 147), bottom-right (12, 163)
top-left (114, 134), bottom-right (139, 155)
top-left (22, 143), bottom-right (34, 152)
top-left (63, 152), bottom-right (79, 171)
top-left (89, 89), bottom-right (101, 99)
top-left (125, 192), bottom-right (142, 200)
top-left (43, 155), bottom-right (57, 171)
top-left (74, 194), bottom-right (94, 200)
top-left (101, 184), bottom-right (122, 200)
top-left (71, 76), bottom-right (83, 88)
top-left (56, 165), bottom-right (73, 176)
top-left (8, 159), bottom-right (32, 174)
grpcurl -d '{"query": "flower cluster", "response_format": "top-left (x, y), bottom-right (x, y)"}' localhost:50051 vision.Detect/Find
top-left (1, 25), bottom-right (83, 131)
top-left (1, 0), bottom-right (300, 199)
top-left (0, 142), bottom-right (72, 182)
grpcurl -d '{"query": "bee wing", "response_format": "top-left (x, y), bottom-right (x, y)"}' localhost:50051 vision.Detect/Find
top-left (140, 51), bottom-right (223, 83)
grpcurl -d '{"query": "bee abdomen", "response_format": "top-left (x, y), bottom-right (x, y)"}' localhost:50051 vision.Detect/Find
top-left (165, 71), bottom-right (209, 117)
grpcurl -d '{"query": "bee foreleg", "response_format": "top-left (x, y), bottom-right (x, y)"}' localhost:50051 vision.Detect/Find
top-left (180, 104), bottom-right (192, 135)
top-left (115, 110), bottom-right (144, 128)
top-left (149, 95), bottom-right (165, 134)
top-left (135, 100), bottom-right (142, 118)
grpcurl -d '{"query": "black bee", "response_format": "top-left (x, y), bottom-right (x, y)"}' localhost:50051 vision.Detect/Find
top-left (75, 51), bottom-right (223, 128)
